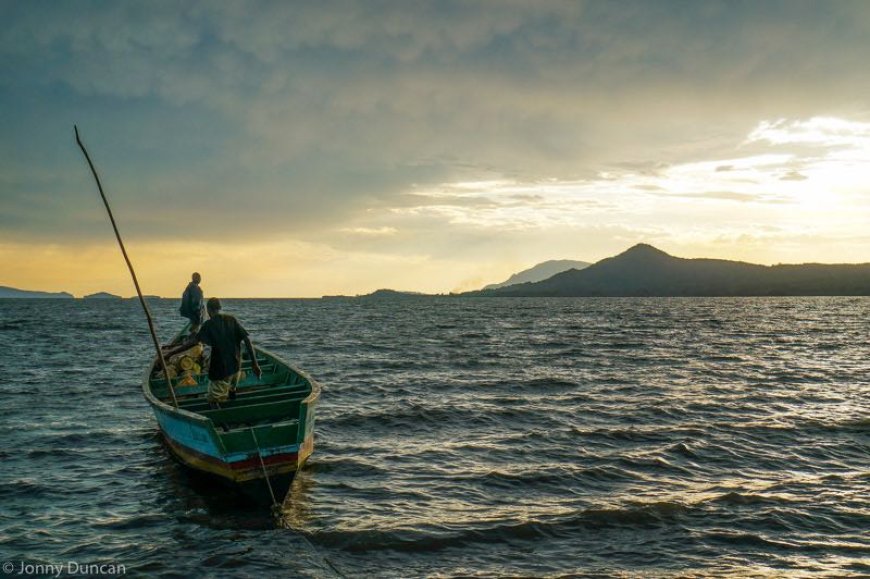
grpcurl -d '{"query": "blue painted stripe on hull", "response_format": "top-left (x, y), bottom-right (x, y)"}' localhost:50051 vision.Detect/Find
top-left (151, 406), bottom-right (222, 459)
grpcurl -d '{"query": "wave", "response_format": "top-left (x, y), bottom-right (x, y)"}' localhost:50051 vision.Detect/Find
top-left (571, 426), bottom-right (699, 444)
top-left (325, 402), bottom-right (563, 432)
top-left (311, 502), bottom-right (694, 553)
top-left (91, 513), bottom-right (168, 530)
top-left (702, 530), bottom-right (800, 550)
top-left (25, 448), bottom-right (89, 460)
top-left (445, 463), bottom-right (645, 490)
top-left (306, 457), bottom-right (390, 478)
top-left (615, 454), bottom-right (696, 477)
top-left (700, 530), bottom-right (870, 555)
top-left (520, 377), bottom-right (582, 391)
top-left (0, 478), bottom-right (51, 499)
top-left (65, 321), bottom-right (131, 331)
top-left (711, 491), bottom-right (803, 506)
top-left (820, 416), bottom-right (870, 432)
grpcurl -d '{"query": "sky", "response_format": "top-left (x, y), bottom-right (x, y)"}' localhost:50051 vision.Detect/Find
top-left (3, 0), bottom-right (870, 297)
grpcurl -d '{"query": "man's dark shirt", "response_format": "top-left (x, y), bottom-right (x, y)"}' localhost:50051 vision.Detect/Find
top-left (180, 282), bottom-right (203, 324)
top-left (196, 313), bottom-right (249, 380)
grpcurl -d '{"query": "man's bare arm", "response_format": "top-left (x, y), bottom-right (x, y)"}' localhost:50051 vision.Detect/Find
top-left (244, 336), bottom-right (262, 378)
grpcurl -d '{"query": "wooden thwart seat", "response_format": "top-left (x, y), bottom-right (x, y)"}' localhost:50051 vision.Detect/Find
top-left (201, 399), bottom-right (300, 426)
top-left (179, 385), bottom-right (311, 413)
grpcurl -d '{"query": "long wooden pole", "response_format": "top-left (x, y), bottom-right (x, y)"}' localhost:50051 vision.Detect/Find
top-left (74, 125), bottom-right (179, 408)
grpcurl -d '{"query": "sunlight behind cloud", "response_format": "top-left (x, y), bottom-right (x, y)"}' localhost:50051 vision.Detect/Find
top-left (398, 117), bottom-right (870, 232)
top-left (745, 117), bottom-right (870, 208)
top-left (748, 117), bottom-right (870, 148)
top-left (364, 116), bottom-right (870, 271)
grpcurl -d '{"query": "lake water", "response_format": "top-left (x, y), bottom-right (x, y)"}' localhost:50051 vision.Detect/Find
top-left (0, 297), bottom-right (867, 577)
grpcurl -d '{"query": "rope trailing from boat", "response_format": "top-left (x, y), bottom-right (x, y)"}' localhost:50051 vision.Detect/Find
top-left (249, 428), bottom-right (347, 578)
top-left (74, 126), bottom-right (178, 408)
top-left (249, 427), bottom-right (279, 510)
top-left (298, 531), bottom-right (348, 579)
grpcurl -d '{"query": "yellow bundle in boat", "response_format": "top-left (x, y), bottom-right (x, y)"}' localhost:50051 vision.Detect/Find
top-left (193, 363), bottom-right (201, 375)
top-left (179, 356), bottom-right (194, 371)
top-left (169, 343), bottom-right (204, 366)
top-left (188, 343), bottom-right (203, 358)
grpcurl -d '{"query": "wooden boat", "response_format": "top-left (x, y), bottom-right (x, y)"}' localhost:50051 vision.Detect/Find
top-left (143, 331), bottom-right (320, 500)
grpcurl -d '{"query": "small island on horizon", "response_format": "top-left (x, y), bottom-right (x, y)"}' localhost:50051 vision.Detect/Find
top-left (83, 292), bottom-right (123, 300)
top-left (0, 287), bottom-right (163, 300)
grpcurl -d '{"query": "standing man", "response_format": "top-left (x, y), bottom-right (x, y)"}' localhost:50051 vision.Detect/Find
top-left (180, 272), bottom-right (204, 332)
top-left (166, 297), bottom-right (262, 406)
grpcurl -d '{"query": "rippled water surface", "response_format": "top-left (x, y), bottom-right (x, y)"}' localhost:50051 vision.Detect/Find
top-left (1, 297), bottom-right (868, 577)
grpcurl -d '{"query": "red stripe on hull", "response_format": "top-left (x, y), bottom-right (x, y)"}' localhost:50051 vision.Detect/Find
top-left (160, 432), bottom-right (300, 483)
top-left (227, 451), bottom-right (300, 471)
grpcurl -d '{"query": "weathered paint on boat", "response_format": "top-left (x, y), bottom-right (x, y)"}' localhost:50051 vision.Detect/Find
top-left (142, 337), bottom-right (319, 497)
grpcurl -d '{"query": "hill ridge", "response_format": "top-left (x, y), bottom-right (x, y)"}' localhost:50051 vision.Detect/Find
top-left (0, 285), bottom-right (74, 299)
top-left (483, 259), bottom-right (591, 290)
top-left (467, 245), bottom-right (870, 297)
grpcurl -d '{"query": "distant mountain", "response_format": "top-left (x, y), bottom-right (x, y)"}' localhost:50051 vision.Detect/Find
top-left (467, 244), bottom-right (870, 297)
top-left (484, 259), bottom-right (591, 289)
top-left (0, 286), bottom-right (74, 299)
top-left (83, 292), bottom-right (122, 299)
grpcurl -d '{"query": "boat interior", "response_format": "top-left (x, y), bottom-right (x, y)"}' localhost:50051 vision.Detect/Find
top-left (149, 351), bottom-right (312, 431)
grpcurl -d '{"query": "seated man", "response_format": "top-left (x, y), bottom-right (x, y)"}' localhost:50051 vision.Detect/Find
top-left (167, 297), bottom-right (262, 406)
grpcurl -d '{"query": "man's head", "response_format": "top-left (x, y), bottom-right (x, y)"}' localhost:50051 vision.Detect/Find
top-left (206, 297), bottom-right (221, 316)
top-left (192, 272), bottom-right (201, 284)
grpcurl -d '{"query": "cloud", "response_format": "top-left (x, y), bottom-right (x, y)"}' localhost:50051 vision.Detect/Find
top-left (672, 191), bottom-right (764, 202)
top-left (340, 226), bottom-right (398, 236)
top-left (780, 170), bottom-right (808, 181)
top-left (747, 117), bottom-right (870, 148)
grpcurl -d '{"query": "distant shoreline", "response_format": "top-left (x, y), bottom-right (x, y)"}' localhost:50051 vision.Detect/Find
top-left (2, 295), bottom-right (868, 301)
top-left (4, 243), bottom-right (870, 300)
